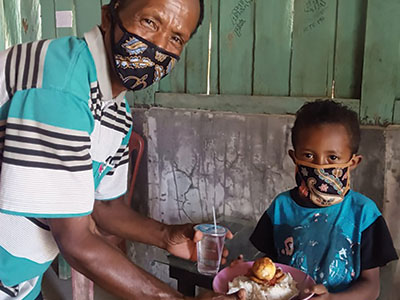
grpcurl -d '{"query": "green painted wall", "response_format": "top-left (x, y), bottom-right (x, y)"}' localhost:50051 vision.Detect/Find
top-left (1, 0), bottom-right (399, 125)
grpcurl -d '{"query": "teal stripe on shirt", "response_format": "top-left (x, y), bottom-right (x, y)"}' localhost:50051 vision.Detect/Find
top-left (0, 209), bottom-right (92, 218)
top-left (8, 89), bottom-right (94, 133)
top-left (0, 246), bottom-right (52, 286)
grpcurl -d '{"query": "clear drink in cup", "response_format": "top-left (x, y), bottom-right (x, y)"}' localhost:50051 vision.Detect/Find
top-left (194, 224), bottom-right (227, 276)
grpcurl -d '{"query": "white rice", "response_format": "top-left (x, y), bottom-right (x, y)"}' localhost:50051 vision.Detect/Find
top-left (227, 272), bottom-right (299, 300)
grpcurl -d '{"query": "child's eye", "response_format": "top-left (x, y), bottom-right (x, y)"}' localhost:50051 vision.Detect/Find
top-left (329, 155), bottom-right (338, 161)
top-left (304, 153), bottom-right (313, 159)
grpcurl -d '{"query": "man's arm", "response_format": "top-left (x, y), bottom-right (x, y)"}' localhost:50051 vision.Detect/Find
top-left (307, 268), bottom-right (380, 300)
top-left (48, 216), bottom-right (244, 300)
top-left (91, 197), bottom-right (232, 262)
top-left (91, 196), bottom-right (174, 248)
top-left (48, 216), bottom-right (185, 300)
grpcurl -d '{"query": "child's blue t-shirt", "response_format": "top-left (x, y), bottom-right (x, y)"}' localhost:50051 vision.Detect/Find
top-left (250, 189), bottom-right (398, 293)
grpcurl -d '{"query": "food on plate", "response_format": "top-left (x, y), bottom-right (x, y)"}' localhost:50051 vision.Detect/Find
top-left (251, 257), bottom-right (277, 283)
top-left (228, 258), bottom-right (299, 300)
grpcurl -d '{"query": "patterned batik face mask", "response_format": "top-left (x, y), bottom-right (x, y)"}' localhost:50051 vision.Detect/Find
top-left (294, 158), bottom-right (353, 207)
top-left (109, 4), bottom-right (179, 91)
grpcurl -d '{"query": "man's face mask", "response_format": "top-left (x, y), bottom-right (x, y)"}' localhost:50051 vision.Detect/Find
top-left (109, 3), bottom-right (180, 91)
top-left (294, 158), bottom-right (353, 207)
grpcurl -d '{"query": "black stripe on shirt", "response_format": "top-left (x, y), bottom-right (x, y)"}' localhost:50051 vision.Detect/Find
top-left (2, 157), bottom-right (92, 172)
top-left (31, 40), bottom-right (46, 88)
top-left (7, 123), bottom-right (90, 142)
top-left (106, 158), bottom-right (129, 176)
top-left (22, 42), bottom-right (33, 89)
top-left (4, 47), bottom-right (14, 99)
top-left (14, 44), bottom-right (22, 94)
top-left (5, 134), bottom-right (90, 152)
top-left (0, 285), bottom-right (18, 297)
top-left (102, 111), bottom-right (132, 128)
top-left (100, 120), bottom-right (130, 135)
top-left (4, 145), bottom-right (91, 162)
top-left (25, 217), bottom-right (50, 231)
top-left (109, 149), bottom-right (129, 165)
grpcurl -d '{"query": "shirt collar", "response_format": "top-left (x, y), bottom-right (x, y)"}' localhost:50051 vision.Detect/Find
top-left (84, 26), bottom-right (126, 103)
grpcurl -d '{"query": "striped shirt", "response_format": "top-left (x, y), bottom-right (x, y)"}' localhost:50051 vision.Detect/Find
top-left (0, 27), bottom-right (132, 299)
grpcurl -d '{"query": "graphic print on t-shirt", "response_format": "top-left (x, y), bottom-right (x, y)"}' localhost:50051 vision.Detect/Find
top-left (275, 212), bottom-right (358, 290)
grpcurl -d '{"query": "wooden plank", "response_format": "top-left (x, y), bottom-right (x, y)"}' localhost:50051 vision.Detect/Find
top-left (184, 0), bottom-right (220, 94)
top-left (185, 0), bottom-right (213, 94)
top-left (126, 82), bottom-right (159, 107)
top-left (158, 48), bottom-right (187, 93)
top-left (360, 0), bottom-right (400, 125)
top-left (19, 0), bottom-right (42, 43)
top-left (0, 0), bottom-right (6, 50)
top-left (40, 0), bottom-right (57, 40)
top-left (209, 0), bottom-right (220, 94)
top-left (393, 100), bottom-right (400, 124)
top-left (54, 0), bottom-right (77, 37)
top-left (334, 0), bottom-right (367, 99)
top-left (74, 0), bottom-right (101, 37)
top-left (253, 0), bottom-right (293, 96)
top-left (219, 0), bottom-right (254, 95)
top-left (3, 0), bottom-right (22, 45)
top-left (155, 93), bottom-right (360, 115)
top-left (290, 0), bottom-right (337, 97)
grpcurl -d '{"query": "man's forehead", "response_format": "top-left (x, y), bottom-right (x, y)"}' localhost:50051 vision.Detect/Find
top-left (120, 0), bottom-right (200, 36)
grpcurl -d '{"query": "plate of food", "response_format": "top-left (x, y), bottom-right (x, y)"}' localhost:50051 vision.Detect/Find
top-left (213, 257), bottom-right (315, 300)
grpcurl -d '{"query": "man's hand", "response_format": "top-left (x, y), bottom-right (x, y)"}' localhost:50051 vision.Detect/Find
top-left (304, 284), bottom-right (331, 300)
top-left (195, 289), bottom-right (246, 300)
top-left (165, 224), bottom-right (233, 264)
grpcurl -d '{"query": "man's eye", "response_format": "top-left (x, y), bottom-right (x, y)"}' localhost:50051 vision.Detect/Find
top-left (171, 36), bottom-right (183, 45)
top-left (143, 18), bottom-right (156, 29)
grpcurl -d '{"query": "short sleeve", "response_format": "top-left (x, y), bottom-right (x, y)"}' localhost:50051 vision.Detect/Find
top-left (0, 88), bottom-right (95, 217)
top-left (361, 216), bottom-right (398, 270)
top-left (250, 210), bottom-right (278, 260)
top-left (95, 126), bottom-right (132, 201)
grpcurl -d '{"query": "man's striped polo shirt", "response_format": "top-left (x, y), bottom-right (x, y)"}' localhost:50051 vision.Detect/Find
top-left (0, 27), bottom-right (132, 299)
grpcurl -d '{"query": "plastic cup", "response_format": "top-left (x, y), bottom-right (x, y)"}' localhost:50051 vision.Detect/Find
top-left (194, 224), bottom-right (227, 276)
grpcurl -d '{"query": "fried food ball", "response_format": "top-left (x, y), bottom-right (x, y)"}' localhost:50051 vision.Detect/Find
top-left (251, 257), bottom-right (276, 281)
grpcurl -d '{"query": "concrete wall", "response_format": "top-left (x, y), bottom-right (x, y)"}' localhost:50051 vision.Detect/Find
top-left (128, 107), bottom-right (400, 298)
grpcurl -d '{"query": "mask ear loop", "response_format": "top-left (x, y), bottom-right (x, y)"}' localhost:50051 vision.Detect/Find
top-left (109, 0), bottom-right (120, 49)
top-left (108, 0), bottom-right (128, 85)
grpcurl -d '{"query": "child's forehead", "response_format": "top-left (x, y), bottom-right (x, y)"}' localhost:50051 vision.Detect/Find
top-left (295, 123), bottom-right (352, 150)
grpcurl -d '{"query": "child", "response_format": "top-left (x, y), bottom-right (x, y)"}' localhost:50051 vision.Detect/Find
top-left (249, 100), bottom-right (398, 299)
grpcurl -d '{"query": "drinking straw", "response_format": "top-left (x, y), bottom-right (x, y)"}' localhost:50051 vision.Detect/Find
top-left (212, 205), bottom-right (217, 234)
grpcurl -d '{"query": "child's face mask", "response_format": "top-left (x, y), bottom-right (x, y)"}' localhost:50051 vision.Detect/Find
top-left (294, 158), bottom-right (353, 207)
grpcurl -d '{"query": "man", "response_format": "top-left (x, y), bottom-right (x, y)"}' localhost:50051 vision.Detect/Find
top-left (0, 0), bottom-right (245, 299)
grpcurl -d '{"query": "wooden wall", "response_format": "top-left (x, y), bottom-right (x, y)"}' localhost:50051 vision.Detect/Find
top-left (0, 0), bottom-right (399, 125)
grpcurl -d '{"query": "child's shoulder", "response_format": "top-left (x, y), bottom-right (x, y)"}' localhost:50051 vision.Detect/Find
top-left (346, 190), bottom-right (382, 229)
top-left (272, 190), bottom-right (293, 203)
top-left (267, 190), bottom-right (294, 210)
top-left (346, 190), bottom-right (380, 210)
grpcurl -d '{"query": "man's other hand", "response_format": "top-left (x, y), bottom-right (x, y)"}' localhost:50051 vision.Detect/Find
top-left (165, 224), bottom-right (233, 264)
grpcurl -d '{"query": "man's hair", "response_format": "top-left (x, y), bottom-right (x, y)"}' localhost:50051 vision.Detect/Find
top-left (291, 100), bottom-right (361, 154)
top-left (111, 0), bottom-right (205, 37)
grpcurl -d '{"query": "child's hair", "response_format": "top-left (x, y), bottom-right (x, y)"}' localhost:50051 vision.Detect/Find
top-left (291, 99), bottom-right (361, 154)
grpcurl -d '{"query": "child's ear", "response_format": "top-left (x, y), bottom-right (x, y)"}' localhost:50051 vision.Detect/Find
top-left (100, 5), bottom-right (112, 32)
top-left (349, 154), bottom-right (362, 170)
top-left (288, 150), bottom-right (296, 164)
